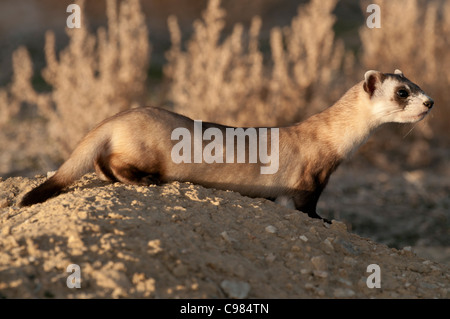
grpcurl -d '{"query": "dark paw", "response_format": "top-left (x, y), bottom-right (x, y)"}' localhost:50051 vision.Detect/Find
top-left (140, 175), bottom-right (161, 186)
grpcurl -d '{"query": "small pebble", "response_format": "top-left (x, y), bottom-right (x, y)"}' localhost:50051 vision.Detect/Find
top-left (221, 231), bottom-right (236, 243)
top-left (323, 238), bottom-right (334, 250)
top-left (265, 225), bottom-right (277, 234)
top-left (220, 280), bottom-right (251, 299)
top-left (300, 269), bottom-right (310, 275)
top-left (265, 253), bottom-right (276, 262)
top-left (299, 235), bottom-right (308, 242)
top-left (313, 270), bottom-right (328, 278)
top-left (0, 198), bottom-right (10, 208)
top-left (311, 255), bottom-right (328, 271)
top-left (333, 288), bottom-right (355, 298)
top-left (1, 226), bottom-right (11, 236)
top-left (47, 171), bottom-right (56, 178)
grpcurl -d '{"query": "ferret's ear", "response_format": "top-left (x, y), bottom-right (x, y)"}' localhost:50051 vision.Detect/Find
top-left (363, 70), bottom-right (383, 97)
top-left (394, 69), bottom-right (404, 77)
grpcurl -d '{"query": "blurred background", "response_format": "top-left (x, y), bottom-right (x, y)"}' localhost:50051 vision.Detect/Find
top-left (0, 0), bottom-right (448, 263)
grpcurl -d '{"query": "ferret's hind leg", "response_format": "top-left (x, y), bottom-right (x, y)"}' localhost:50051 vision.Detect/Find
top-left (94, 154), bottom-right (117, 182)
top-left (108, 153), bottom-right (161, 186)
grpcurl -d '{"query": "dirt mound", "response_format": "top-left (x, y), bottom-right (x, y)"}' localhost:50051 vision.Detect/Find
top-left (0, 173), bottom-right (448, 298)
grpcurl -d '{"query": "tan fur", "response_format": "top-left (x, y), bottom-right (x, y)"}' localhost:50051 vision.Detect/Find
top-left (20, 70), bottom-right (434, 221)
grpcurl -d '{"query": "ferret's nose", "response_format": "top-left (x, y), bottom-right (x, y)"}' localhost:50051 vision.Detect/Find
top-left (423, 99), bottom-right (434, 109)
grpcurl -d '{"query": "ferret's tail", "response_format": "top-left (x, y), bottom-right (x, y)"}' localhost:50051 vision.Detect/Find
top-left (20, 126), bottom-right (110, 207)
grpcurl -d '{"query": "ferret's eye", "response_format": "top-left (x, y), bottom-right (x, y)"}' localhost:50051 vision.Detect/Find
top-left (397, 89), bottom-right (409, 98)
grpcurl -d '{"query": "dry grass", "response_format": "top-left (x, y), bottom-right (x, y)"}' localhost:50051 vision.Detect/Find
top-left (0, 0), bottom-right (449, 176)
top-left (165, 0), bottom-right (349, 127)
top-left (0, 0), bottom-right (150, 158)
top-left (164, 0), bottom-right (268, 126)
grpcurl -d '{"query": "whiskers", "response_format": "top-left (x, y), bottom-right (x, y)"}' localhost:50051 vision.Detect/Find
top-left (403, 112), bottom-right (432, 139)
top-left (403, 123), bottom-right (418, 138)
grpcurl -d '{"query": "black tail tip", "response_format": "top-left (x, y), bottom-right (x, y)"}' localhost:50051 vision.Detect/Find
top-left (19, 191), bottom-right (44, 207)
top-left (19, 179), bottom-right (63, 207)
top-left (20, 188), bottom-right (50, 207)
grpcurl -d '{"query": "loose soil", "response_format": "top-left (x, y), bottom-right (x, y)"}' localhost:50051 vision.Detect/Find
top-left (0, 165), bottom-right (448, 298)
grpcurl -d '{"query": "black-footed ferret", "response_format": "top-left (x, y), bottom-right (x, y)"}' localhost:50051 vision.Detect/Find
top-left (20, 70), bottom-right (434, 222)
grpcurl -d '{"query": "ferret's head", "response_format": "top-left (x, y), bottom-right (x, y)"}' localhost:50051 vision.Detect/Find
top-left (363, 69), bottom-right (434, 124)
